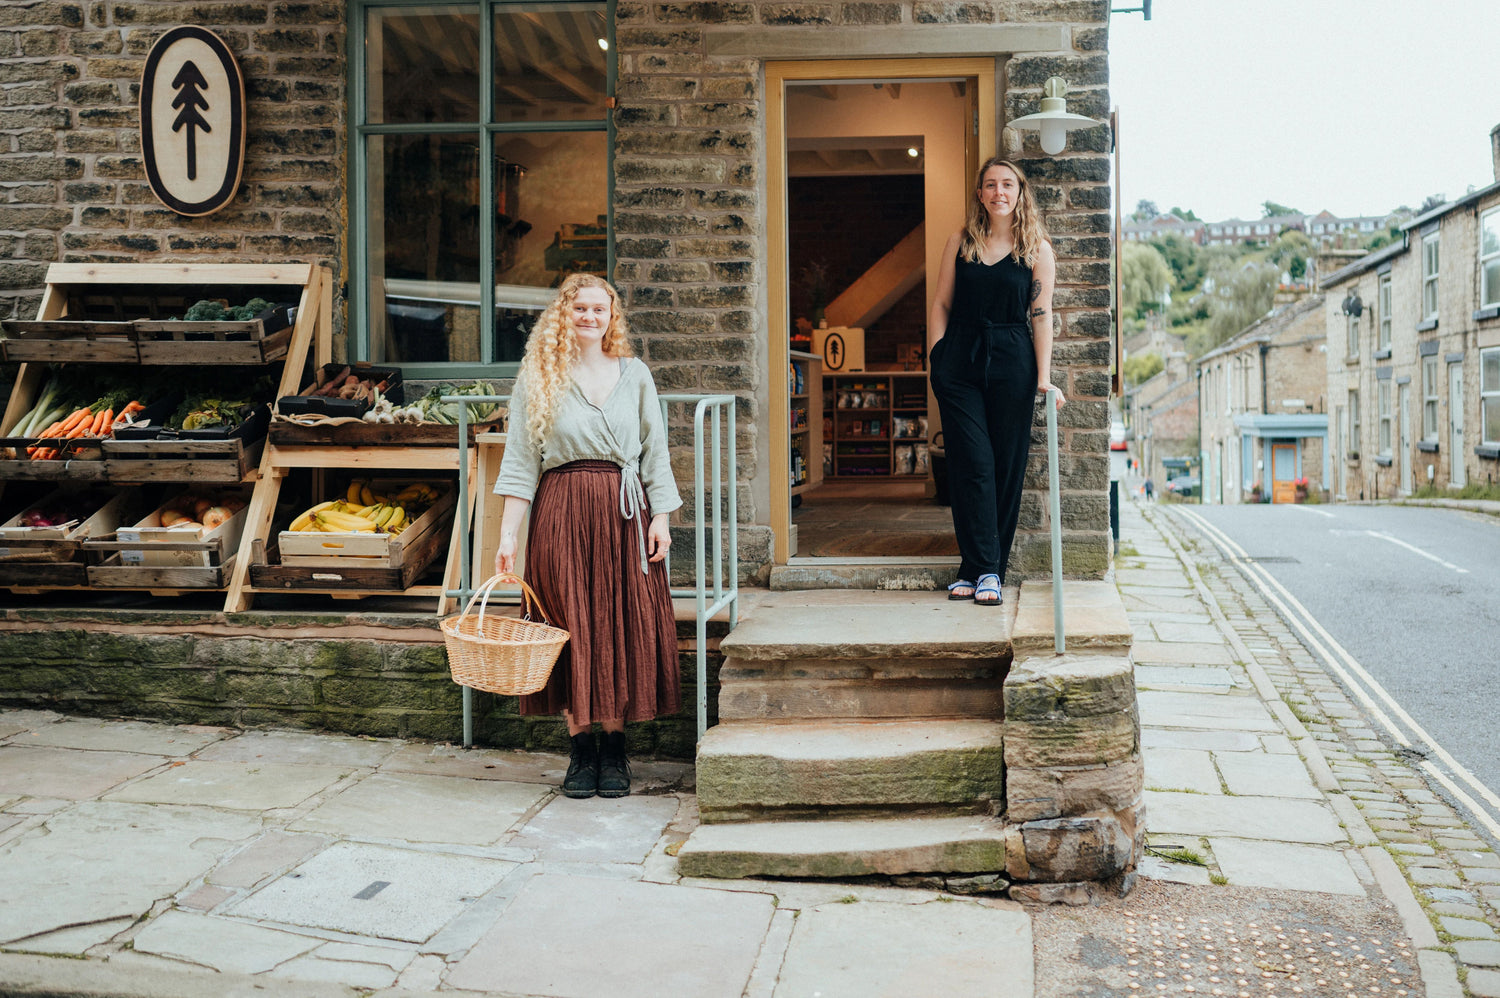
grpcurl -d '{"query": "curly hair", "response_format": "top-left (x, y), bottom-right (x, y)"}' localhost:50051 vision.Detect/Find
top-left (960, 157), bottom-right (1049, 269)
top-left (518, 274), bottom-right (633, 444)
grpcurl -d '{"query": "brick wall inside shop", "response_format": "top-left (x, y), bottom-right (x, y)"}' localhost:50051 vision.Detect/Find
top-left (0, 0), bottom-right (347, 329)
top-left (788, 174), bottom-right (926, 366)
top-left (614, 0), bottom-right (1114, 579)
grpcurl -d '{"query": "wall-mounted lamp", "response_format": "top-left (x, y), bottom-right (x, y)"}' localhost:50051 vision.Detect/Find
top-left (906, 147), bottom-right (920, 158)
top-left (1007, 77), bottom-right (1101, 155)
top-left (1341, 291), bottom-right (1363, 317)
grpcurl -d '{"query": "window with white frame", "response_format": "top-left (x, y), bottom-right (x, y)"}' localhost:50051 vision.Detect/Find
top-left (352, 0), bottom-right (610, 373)
top-left (1223, 362), bottom-right (1230, 415)
top-left (1378, 275), bottom-right (1391, 351)
top-left (1483, 348), bottom-right (1500, 446)
top-left (1482, 208), bottom-right (1500, 308)
top-left (1346, 311), bottom-right (1359, 359)
top-left (1348, 388), bottom-right (1360, 454)
top-left (1422, 356), bottom-right (1439, 440)
top-left (1422, 231), bottom-right (1440, 320)
top-left (1379, 381), bottom-right (1392, 454)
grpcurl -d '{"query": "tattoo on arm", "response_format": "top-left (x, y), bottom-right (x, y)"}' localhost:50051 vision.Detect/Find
top-left (1030, 307), bottom-right (1047, 318)
top-left (1029, 279), bottom-right (1042, 304)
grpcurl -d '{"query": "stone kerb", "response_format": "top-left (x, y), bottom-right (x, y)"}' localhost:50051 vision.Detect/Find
top-left (1001, 650), bottom-right (1144, 899)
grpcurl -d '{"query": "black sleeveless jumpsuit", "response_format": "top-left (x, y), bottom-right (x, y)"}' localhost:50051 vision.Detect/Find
top-left (929, 252), bottom-right (1037, 588)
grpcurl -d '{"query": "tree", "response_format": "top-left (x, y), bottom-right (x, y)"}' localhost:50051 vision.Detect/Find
top-left (1123, 351), bottom-right (1164, 386)
top-left (170, 60), bottom-right (212, 182)
top-left (1131, 199), bottom-right (1160, 223)
top-left (1169, 206), bottom-right (1200, 221)
top-left (1262, 201), bottom-right (1301, 218)
top-left (1148, 233), bottom-right (1203, 292)
top-left (1420, 193), bottom-right (1447, 213)
top-left (1268, 229), bottom-right (1313, 282)
top-left (1203, 259), bottom-right (1279, 349)
top-left (1121, 242), bottom-right (1173, 318)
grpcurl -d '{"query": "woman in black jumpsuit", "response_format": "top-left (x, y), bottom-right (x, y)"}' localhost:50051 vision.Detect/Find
top-left (928, 157), bottom-right (1064, 605)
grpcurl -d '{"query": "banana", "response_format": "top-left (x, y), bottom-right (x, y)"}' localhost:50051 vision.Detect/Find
top-left (345, 480), bottom-right (367, 504)
top-left (359, 484), bottom-right (377, 506)
top-left (385, 506), bottom-right (406, 530)
top-left (372, 505), bottom-right (396, 529)
top-left (314, 510), bottom-right (377, 533)
top-left (289, 500), bottom-right (336, 532)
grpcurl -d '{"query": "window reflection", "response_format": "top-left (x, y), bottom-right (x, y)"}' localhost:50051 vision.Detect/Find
top-left (493, 5), bottom-right (607, 122)
top-left (367, 6), bottom-right (480, 124)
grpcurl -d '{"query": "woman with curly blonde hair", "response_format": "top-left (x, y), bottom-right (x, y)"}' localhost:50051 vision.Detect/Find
top-left (927, 156), bottom-right (1065, 607)
top-left (493, 274), bottom-right (681, 799)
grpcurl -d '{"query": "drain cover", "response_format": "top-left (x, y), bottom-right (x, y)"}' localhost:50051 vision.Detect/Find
top-left (1244, 556), bottom-right (1300, 564)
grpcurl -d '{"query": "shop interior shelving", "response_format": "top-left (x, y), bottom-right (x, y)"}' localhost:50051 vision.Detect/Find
top-left (788, 349), bottom-right (823, 497)
top-left (822, 371), bottom-right (929, 479)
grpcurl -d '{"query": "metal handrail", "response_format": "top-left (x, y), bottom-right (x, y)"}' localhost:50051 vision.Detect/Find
top-left (444, 391), bottom-right (739, 746)
top-left (1046, 387), bottom-right (1066, 653)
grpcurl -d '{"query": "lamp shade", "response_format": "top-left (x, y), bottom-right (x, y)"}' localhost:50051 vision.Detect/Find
top-left (1008, 77), bottom-right (1099, 155)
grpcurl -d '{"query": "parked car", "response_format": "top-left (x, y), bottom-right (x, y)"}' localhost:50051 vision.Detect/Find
top-left (1165, 474), bottom-right (1200, 498)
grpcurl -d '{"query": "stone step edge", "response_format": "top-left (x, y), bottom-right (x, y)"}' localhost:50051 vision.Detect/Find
top-left (697, 718), bottom-right (1005, 761)
top-left (677, 814), bottom-right (1007, 880)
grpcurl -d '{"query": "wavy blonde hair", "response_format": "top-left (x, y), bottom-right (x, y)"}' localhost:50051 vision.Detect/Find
top-left (960, 157), bottom-right (1049, 269)
top-left (518, 274), bottom-right (632, 443)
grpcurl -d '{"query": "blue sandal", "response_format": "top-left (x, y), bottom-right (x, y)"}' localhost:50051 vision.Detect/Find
top-left (974, 574), bottom-right (1002, 606)
top-left (946, 579), bottom-right (975, 601)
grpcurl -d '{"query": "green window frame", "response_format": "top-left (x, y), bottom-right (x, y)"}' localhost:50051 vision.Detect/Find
top-left (348, 0), bottom-right (616, 378)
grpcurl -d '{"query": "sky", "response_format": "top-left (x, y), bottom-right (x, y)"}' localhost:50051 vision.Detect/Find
top-left (1108, 1), bottom-right (1499, 223)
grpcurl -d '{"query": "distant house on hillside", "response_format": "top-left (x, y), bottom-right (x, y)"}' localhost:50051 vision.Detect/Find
top-left (1122, 213), bottom-right (1205, 245)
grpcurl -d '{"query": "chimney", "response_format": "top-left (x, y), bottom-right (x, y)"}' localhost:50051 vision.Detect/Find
top-left (1493, 123), bottom-right (1500, 183)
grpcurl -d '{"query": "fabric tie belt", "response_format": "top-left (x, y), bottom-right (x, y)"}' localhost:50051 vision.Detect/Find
top-left (956, 320), bottom-right (1030, 377)
top-left (618, 464), bottom-right (650, 575)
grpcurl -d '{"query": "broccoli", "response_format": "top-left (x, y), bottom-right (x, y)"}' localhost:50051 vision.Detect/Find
top-left (242, 297), bottom-right (272, 314)
top-left (184, 299), bottom-right (227, 321)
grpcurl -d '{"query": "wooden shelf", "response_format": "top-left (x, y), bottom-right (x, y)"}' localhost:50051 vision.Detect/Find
top-left (823, 372), bottom-right (930, 479)
top-left (788, 352), bottom-right (823, 504)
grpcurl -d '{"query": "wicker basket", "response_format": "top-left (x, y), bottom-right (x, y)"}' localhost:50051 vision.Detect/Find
top-left (442, 573), bottom-right (568, 695)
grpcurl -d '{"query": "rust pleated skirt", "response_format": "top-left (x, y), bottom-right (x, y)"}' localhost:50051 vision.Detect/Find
top-left (519, 460), bottom-right (680, 725)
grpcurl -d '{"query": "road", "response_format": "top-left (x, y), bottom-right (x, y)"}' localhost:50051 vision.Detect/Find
top-left (1169, 500), bottom-right (1500, 830)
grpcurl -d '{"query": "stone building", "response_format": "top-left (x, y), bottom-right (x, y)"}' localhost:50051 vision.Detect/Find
top-left (1125, 349), bottom-right (1196, 491)
top-left (0, 0), bottom-right (1116, 585)
top-left (1196, 294), bottom-right (1328, 504)
top-left (1322, 125), bottom-right (1500, 501)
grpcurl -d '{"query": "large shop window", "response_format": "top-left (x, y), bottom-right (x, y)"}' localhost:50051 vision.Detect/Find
top-left (1482, 208), bottom-right (1500, 309)
top-left (1483, 348), bottom-right (1500, 446)
top-left (353, 1), bottom-right (611, 373)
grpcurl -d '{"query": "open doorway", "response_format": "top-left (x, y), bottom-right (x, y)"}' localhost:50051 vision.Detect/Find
top-left (781, 76), bottom-right (974, 560)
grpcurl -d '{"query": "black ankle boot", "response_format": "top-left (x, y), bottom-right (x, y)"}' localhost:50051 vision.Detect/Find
top-left (561, 732), bottom-right (598, 798)
top-left (597, 730), bottom-right (631, 798)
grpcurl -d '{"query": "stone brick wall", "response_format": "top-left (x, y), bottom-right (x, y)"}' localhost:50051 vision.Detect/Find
top-left (613, 0), bottom-right (1114, 580)
top-left (0, 0), bottom-right (347, 326)
top-left (0, 612), bottom-right (724, 759)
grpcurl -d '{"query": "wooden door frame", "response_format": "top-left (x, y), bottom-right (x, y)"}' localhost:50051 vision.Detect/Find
top-left (766, 57), bottom-right (996, 564)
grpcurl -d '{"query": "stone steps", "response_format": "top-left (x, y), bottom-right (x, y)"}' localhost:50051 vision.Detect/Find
top-left (769, 562), bottom-right (959, 591)
top-left (718, 651), bottom-right (1008, 721)
top-left (696, 719), bottom-right (1005, 822)
top-left (677, 814), bottom-right (1007, 880)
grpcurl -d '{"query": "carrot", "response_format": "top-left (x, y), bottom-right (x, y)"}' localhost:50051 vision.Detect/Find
top-left (92, 408), bottom-right (112, 435)
top-left (66, 421), bottom-right (91, 439)
top-left (32, 419), bottom-right (65, 441)
top-left (57, 407), bottom-right (92, 435)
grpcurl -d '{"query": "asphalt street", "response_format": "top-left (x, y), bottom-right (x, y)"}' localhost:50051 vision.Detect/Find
top-left (1175, 501), bottom-right (1500, 806)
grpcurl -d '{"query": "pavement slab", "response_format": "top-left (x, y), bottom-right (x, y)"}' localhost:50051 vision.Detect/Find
top-left (773, 899), bottom-right (1032, 998)
top-left (130, 909), bottom-right (322, 975)
top-left (1137, 854), bottom-right (1213, 886)
top-left (208, 830), bottom-right (329, 889)
top-left (195, 730), bottom-right (401, 769)
top-left (1142, 746), bottom-right (1222, 794)
top-left (18, 718), bottom-right (228, 757)
top-left (445, 873), bottom-right (774, 998)
top-left (1149, 621), bottom-right (1227, 644)
top-left (1138, 690), bottom-right (1279, 731)
top-left (508, 794), bottom-right (679, 864)
top-left (1214, 751), bottom-right (1321, 799)
top-left (1141, 729), bottom-right (1264, 753)
top-left (1134, 665), bottom-right (1235, 690)
top-left (377, 742), bottom-right (693, 793)
top-left (1120, 592), bottom-right (1207, 615)
top-left (1131, 640), bottom-right (1236, 667)
top-left (0, 801), bottom-right (260, 946)
top-left (1144, 790), bottom-right (1346, 843)
top-left (0, 709), bottom-right (61, 740)
top-left (0, 745), bottom-right (165, 800)
top-left (225, 841), bottom-right (515, 944)
top-left (1209, 838), bottom-right (1365, 896)
top-left (289, 772), bottom-right (548, 845)
top-left (104, 760), bottom-right (348, 811)
top-left (8, 918), bottom-right (136, 956)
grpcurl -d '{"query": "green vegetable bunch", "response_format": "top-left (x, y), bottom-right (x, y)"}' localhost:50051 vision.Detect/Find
top-left (180, 297), bottom-right (274, 322)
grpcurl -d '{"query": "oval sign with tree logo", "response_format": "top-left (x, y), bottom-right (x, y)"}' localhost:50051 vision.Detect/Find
top-left (140, 26), bottom-right (245, 217)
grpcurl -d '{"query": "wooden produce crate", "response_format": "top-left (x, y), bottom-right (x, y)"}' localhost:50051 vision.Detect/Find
top-left (276, 363), bottom-right (404, 419)
top-left (0, 320), bottom-right (140, 364)
top-left (84, 486), bottom-right (250, 584)
top-left (99, 406), bottom-right (269, 483)
top-left (136, 319), bottom-right (294, 365)
top-left (0, 488), bottom-right (130, 588)
top-left (250, 485), bottom-right (455, 592)
top-left (267, 415), bottom-right (503, 447)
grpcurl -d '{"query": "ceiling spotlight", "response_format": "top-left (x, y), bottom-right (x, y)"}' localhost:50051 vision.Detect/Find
top-left (907, 147), bottom-right (920, 158)
top-left (597, 37), bottom-right (608, 51)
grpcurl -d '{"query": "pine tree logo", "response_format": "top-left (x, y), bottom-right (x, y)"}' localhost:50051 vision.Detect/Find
top-left (170, 61), bottom-right (211, 181)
